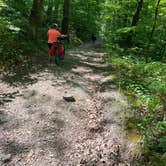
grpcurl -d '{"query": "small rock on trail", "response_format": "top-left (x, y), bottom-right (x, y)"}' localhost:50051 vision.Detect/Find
top-left (63, 93), bottom-right (76, 102)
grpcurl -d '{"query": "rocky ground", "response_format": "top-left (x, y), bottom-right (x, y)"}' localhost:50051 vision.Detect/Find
top-left (0, 45), bottom-right (133, 166)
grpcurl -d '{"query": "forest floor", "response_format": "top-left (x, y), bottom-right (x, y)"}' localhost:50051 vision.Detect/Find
top-left (0, 44), bottom-right (136, 166)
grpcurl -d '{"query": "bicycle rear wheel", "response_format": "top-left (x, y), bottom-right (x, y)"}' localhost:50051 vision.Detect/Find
top-left (54, 51), bottom-right (60, 65)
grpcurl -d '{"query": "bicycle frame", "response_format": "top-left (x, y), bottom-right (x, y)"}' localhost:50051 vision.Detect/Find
top-left (53, 39), bottom-right (65, 65)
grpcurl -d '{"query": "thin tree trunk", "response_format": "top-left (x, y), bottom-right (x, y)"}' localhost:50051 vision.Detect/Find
top-left (53, 0), bottom-right (60, 22)
top-left (159, 39), bottom-right (166, 60)
top-left (126, 0), bottom-right (143, 47)
top-left (46, 0), bottom-right (54, 24)
top-left (146, 0), bottom-right (161, 63)
top-left (61, 0), bottom-right (70, 34)
top-left (29, 0), bottom-right (44, 38)
top-left (163, 101), bottom-right (166, 121)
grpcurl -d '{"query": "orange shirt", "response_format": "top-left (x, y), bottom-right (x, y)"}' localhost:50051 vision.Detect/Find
top-left (47, 29), bottom-right (61, 43)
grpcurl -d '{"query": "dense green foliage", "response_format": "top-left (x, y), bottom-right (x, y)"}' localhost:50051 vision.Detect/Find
top-left (108, 49), bottom-right (166, 165)
top-left (0, 0), bottom-right (166, 165)
top-left (0, 0), bottom-right (34, 68)
top-left (102, 0), bottom-right (166, 62)
top-left (102, 1), bottom-right (166, 164)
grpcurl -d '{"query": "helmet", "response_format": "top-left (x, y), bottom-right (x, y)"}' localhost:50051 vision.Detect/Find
top-left (52, 23), bottom-right (58, 28)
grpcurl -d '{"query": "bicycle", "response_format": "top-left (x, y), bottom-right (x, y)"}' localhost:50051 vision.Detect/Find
top-left (49, 36), bottom-right (67, 65)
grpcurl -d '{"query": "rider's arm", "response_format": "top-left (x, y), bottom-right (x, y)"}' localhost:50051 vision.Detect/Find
top-left (60, 34), bottom-right (67, 38)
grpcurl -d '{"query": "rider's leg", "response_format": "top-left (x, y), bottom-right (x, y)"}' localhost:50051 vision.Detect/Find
top-left (54, 46), bottom-right (59, 65)
top-left (48, 43), bottom-right (53, 64)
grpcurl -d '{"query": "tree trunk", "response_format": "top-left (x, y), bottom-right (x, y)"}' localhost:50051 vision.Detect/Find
top-left (126, 0), bottom-right (143, 47)
top-left (61, 0), bottom-right (70, 34)
top-left (146, 0), bottom-right (161, 63)
top-left (46, 0), bottom-right (54, 24)
top-left (159, 39), bottom-right (166, 60)
top-left (29, 0), bottom-right (44, 38)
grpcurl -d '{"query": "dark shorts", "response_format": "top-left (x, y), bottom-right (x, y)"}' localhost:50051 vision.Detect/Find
top-left (48, 43), bottom-right (53, 49)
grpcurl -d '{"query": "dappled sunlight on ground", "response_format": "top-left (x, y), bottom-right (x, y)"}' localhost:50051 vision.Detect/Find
top-left (0, 45), bottom-right (136, 165)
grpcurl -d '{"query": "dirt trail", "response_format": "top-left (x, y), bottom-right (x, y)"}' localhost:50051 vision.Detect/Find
top-left (0, 45), bottom-right (132, 165)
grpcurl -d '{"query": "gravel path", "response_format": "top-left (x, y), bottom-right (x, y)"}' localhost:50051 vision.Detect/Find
top-left (0, 45), bottom-right (131, 166)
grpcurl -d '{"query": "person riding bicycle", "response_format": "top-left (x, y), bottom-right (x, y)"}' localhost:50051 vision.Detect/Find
top-left (47, 23), bottom-right (66, 63)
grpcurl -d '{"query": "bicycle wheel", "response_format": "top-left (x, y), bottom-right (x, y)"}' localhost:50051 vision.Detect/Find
top-left (54, 51), bottom-right (60, 65)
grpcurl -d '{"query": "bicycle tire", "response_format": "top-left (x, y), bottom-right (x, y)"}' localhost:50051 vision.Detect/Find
top-left (55, 51), bottom-right (60, 65)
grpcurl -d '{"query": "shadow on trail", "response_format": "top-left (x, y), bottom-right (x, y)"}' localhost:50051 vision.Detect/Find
top-left (1, 45), bottom-right (114, 87)
top-left (1, 50), bottom-right (80, 86)
top-left (0, 110), bottom-right (8, 126)
top-left (2, 141), bottom-right (30, 157)
top-left (0, 91), bottom-right (19, 106)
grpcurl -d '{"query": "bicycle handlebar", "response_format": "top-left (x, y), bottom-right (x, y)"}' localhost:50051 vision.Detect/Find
top-left (57, 36), bottom-right (68, 40)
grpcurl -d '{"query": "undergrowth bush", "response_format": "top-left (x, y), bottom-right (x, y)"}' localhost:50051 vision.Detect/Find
top-left (0, 1), bottom-right (38, 70)
top-left (108, 49), bottom-right (166, 165)
top-left (0, 17), bottom-right (35, 69)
